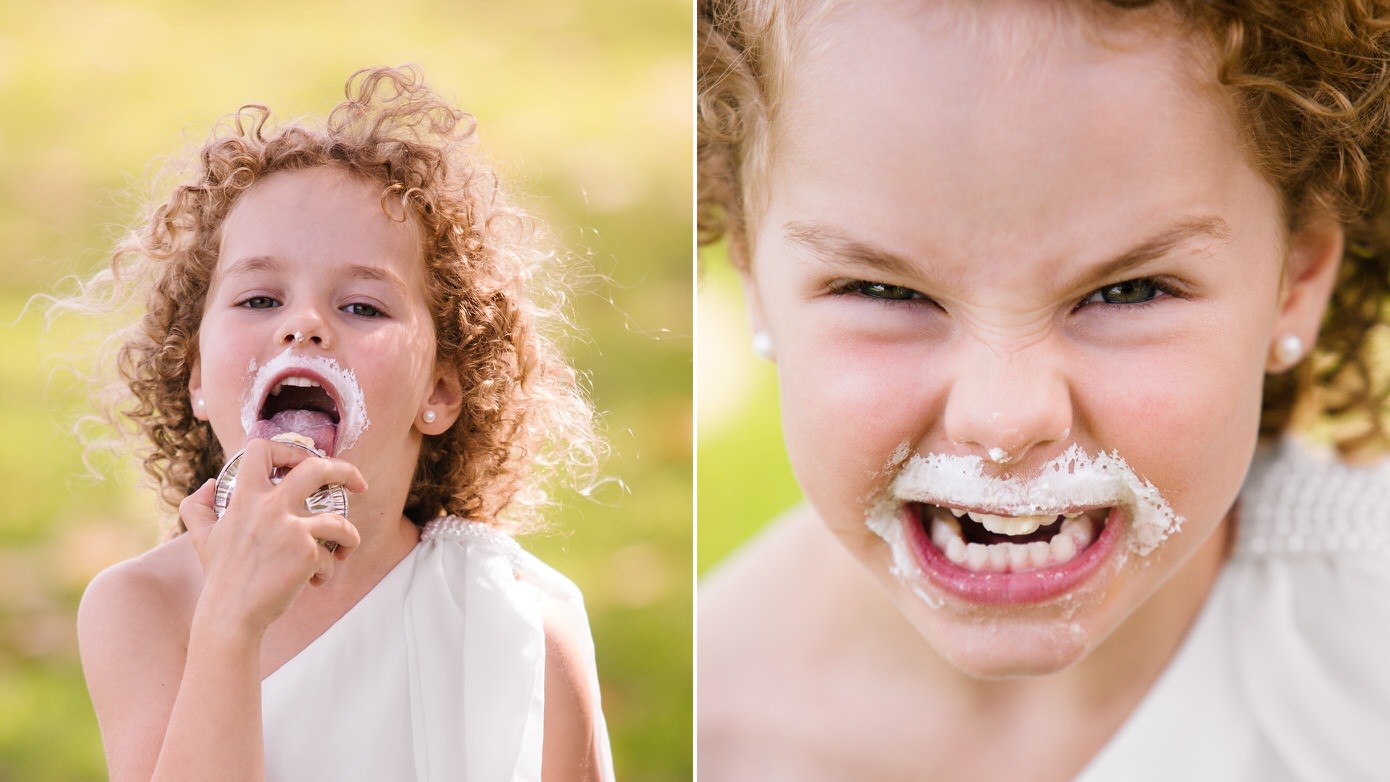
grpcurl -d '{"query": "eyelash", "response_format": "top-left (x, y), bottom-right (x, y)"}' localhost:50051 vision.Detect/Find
top-left (1074, 278), bottom-right (1184, 310)
top-left (238, 295), bottom-right (279, 310)
top-left (233, 297), bottom-right (388, 318)
top-left (342, 302), bottom-right (385, 318)
top-left (828, 277), bottom-right (1184, 310)
top-left (828, 280), bottom-right (934, 304)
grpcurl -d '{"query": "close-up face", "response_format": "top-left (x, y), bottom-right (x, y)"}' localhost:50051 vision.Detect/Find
top-left (744, 1), bottom-right (1336, 676)
top-left (191, 166), bottom-right (451, 495)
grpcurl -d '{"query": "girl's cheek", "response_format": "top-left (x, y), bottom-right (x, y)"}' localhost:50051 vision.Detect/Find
top-left (1078, 347), bottom-right (1264, 521)
top-left (778, 341), bottom-right (932, 522)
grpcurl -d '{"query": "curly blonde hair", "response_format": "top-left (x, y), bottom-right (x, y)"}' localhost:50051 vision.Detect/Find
top-left (699, 0), bottom-right (1390, 456)
top-left (73, 65), bottom-right (599, 532)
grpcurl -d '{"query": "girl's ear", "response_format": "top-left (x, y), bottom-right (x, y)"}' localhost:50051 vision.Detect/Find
top-left (738, 267), bottom-right (775, 362)
top-left (1268, 213), bottom-right (1343, 372)
top-left (187, 358), bottom-right (208, 421)
top-left (417, 370), bottom-right (464, 435)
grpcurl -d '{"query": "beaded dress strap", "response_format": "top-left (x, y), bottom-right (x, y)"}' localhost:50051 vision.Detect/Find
top-left (1236, 438), bottom-right (1390, 556)
top-left (421, 516), bottom-right (525, 570)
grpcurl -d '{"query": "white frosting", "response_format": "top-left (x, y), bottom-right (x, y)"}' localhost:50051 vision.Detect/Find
top-left (867, 444), bottom-right (1183, 557)
top-left (240, 346), bottom-right (371, 455)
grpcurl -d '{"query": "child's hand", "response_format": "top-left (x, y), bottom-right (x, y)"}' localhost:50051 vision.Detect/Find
top-left (180, 438), bottom-right (366, 634)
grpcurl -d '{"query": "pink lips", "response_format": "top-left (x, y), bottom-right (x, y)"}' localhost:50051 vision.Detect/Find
top-left (902, 504), bottom-right (1122, 605)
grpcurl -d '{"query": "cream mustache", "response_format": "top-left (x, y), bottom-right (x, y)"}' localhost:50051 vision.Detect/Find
top-left (870, 444), bottom-right (1184, 557)
top-left (241, 346), bottom-right (371, 455)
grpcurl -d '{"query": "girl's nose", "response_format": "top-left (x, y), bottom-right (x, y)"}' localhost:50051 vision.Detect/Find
top-left (280, 309), bottom-right (331, 349)
top-left (941, 346), bottom-right (1072, 466)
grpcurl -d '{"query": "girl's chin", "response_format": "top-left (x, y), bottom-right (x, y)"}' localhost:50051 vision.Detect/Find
top-left (896, 598), bottom-right (1100, 678)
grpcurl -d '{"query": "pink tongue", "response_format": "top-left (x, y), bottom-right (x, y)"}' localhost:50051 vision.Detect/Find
top-left (247, 409), bottom-right (337, 455)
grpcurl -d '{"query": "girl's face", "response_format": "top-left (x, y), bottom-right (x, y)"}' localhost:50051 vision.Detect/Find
top-left (191, 167), bottom-right (458, 505)
top-left (743, 2), bottom-right (1339, 675)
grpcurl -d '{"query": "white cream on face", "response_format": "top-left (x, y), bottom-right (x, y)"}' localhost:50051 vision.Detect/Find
top-left (240, 346), bottom-right (371, 455)
top-left (867, 444), bottom-right (1184, 576)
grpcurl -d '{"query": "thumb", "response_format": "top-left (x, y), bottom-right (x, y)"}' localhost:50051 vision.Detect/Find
top-left (180, 479), bottom-right (218, 534)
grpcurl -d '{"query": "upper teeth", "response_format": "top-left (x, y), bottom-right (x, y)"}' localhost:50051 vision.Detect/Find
top-left (271, 377), bottom-right (321, 395)
top-left (930, 513), bottom-right (1099, 573)
top-left (973, 512), bottom-right (1054, 536)
top-left (946, 507), bottom-right (1086, 536)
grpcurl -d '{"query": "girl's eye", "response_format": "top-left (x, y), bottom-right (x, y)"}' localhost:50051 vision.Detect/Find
top-left (238, 296), bottom-right (279, 309)
top-left (1083, 278), bottom-right (1164, 306)
top-left (342, 302), bottom-right (384, 318)
top-left (833, 280), bottom-right (928, 302)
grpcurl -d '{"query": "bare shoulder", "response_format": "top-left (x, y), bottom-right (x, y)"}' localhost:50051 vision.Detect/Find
top-left (77, 534), bottom-right (202, 774)
top-left (78, 533), bottom-right (201, 648)
top-left (539, 590), bottom-right (607, 782)
top-left (700, 505), bottom-right (844, 690)
top-left (699, 506), bottom-right (901, 781)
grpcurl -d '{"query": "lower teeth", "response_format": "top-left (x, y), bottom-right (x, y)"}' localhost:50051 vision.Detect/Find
top-left (930, 513), bottom-right (1095, 573)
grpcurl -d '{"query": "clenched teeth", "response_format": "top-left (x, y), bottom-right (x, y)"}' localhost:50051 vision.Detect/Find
top-left (971, 511), bottom-right (1053, 536)
top-left (945, 506), bottom-right (1086, 536)
top-left (931, 514), bottom-right (1096, 573)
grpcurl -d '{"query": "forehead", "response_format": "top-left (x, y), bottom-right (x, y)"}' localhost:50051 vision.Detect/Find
top-left (217, 166), bottom-right (425, 283)
top-left (764, 1), bottom-right (1263, 270)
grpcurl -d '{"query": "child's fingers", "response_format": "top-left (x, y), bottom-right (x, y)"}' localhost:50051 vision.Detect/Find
top-left (305, 513), bottom-right (360, 560)
top-left (179, 479), bottom-right (218, 533)
top-left (229, 439), bottom-right (367, 515)
top-left (238, 438), bottom-right (317, 489)
top-left (238, 437), bottom-right (367, 493)
top-left (305, 518), bottom-right (358, 585)
top-left (274, 456), bottom-right (368, 502)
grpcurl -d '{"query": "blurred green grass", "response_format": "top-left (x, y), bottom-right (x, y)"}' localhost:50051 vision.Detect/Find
top-left (0, 2), bottom-right (691, 780)
top-left (695, 250), bottom-right (803, 574)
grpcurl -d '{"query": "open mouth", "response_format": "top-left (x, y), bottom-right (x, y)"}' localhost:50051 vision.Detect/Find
top-left (247, 372), bottom-right (341, 455)
top-left (880, 500), bottom-right (1123, 605)
top-left (911, 503), bottom-right (1107, 574)
top-left (240, 348), bottom-right (369, 457)
top-left (867, 445), bottom-right (1179, 606)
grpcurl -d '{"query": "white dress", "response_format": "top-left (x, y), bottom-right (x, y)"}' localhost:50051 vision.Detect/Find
top-left (1077, 438), bottom-right (1390, 781)
top-left (260, 517), bottom-right (614, 781)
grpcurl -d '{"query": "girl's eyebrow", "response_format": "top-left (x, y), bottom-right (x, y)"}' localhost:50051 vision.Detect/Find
top-left (219, 255), bottom-right (410, 295)
top-left (220, 254), bottom-right (283, 279)
top-left (340, 262), bottom-right (409, 295)
top-left (783, 221), bottom-right (921, 279)
top-left (783, 216), bottom-right (1233, 284)
top-left (1070, 215), bottom-right (1232, 289)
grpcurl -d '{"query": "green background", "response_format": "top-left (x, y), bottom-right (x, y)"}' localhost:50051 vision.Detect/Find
top-left (0, 1), bottom-right (691, 779)
top-left (695, 251), bottom-right (802, 574)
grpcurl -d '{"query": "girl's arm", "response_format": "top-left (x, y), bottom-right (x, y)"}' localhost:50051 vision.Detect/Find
top-left (78, 441), bottom-right (364, 782)
top-left (541, 596), bottom-right (610, 782)
top-left (78, 553), bottom-right (268, 782)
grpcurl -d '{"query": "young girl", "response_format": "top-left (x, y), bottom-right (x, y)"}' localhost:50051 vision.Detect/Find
top-left (699, 1), bottom-right (1390, 779)
top-left (75, 66), bottom-right (612, 781)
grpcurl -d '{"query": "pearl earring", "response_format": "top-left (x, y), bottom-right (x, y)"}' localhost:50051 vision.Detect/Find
top-left (422, 410), bottom-right (437, 424)
top-left (1274, 334), bottom-right (1304, 367)
top-left (752, 331), bottom-right (775, 360)
top-left (196, 398), bottom-right (204, 409)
